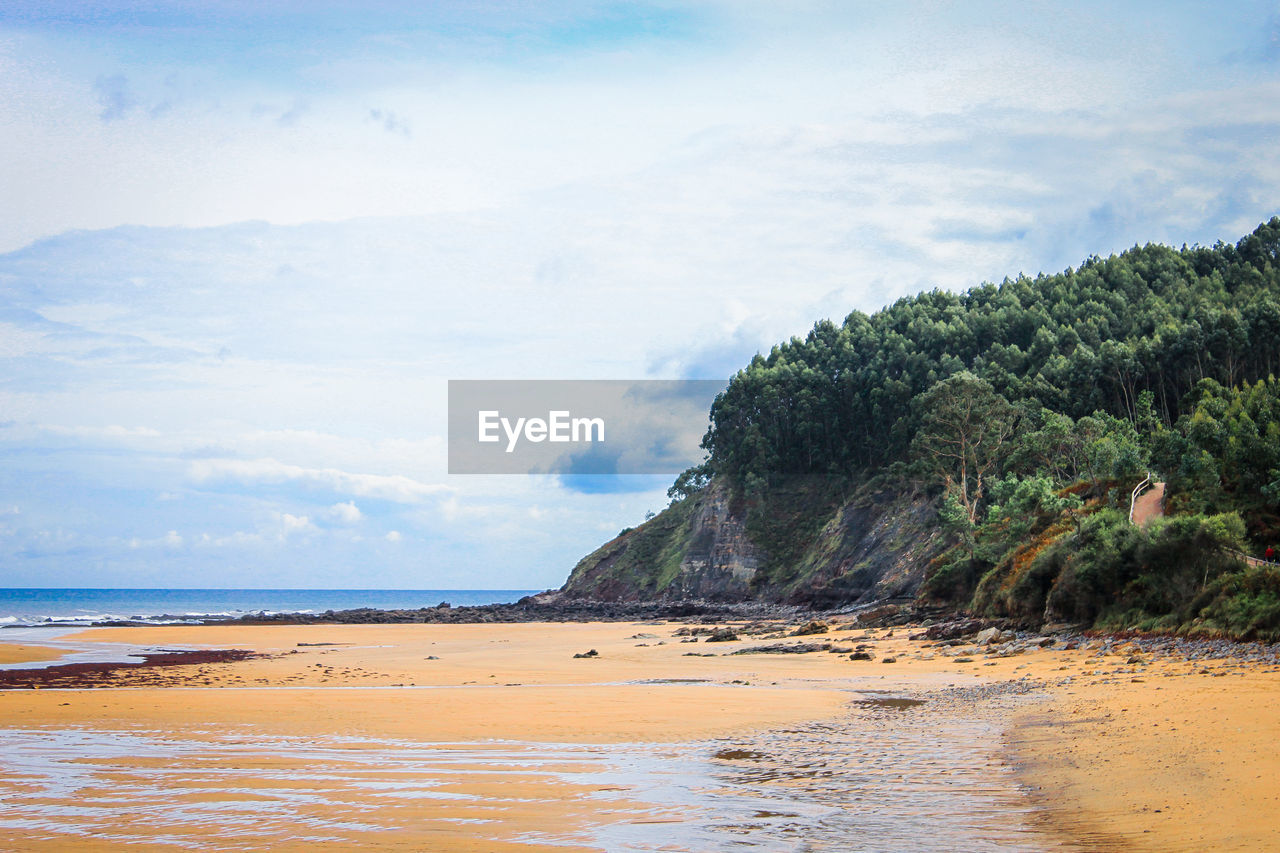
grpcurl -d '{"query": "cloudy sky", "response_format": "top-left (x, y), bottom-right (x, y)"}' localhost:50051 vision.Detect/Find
top-left (2, 1), bottom-right (1279, 589)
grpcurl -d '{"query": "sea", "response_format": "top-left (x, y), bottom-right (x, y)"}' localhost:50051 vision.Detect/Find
top-left (0, 588), bottom-right (540, 628)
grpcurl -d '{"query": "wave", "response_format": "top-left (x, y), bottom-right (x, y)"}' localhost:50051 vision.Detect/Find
top-left (0, 608), bottom-right (330, 628)
top-left (0, 612), bottom-right (243, 628)
top-left (0, 590), bottom-right (539, 628)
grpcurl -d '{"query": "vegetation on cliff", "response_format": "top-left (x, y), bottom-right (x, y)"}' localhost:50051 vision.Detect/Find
top-left (570, 220), bottom-right (1280, 639)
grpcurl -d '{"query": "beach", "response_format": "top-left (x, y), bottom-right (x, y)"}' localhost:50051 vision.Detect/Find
top-left (0, 618), bottom-right (1276, 851)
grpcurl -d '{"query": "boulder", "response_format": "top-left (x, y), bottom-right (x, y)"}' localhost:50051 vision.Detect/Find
top-left (922, 618), bottom-right (985, 641)
top-left (975, 627), bottom-right (1002, 645)
top-left (854, 604), bottom-right (901, 626)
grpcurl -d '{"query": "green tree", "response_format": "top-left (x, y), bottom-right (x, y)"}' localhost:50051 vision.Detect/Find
top-left (911, 372), bottom-right (1019, 525)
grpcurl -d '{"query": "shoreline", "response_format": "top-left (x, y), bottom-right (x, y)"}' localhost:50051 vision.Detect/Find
top-left (91, 598), bottom-right (826, 627)
top-left (0, 617), bottom-right (1275, 850)
top-left (10, 589), bottom-right (1274, 654)
top-left (0, 597), bottom-right (819, 630)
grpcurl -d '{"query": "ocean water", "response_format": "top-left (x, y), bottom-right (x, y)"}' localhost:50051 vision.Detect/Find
top-left (0, 588), bottom-right (540, 627)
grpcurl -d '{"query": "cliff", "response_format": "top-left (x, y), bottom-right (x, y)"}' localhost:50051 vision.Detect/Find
top-left (562, 222), bottom-right (1280, 629)
top-left (559, 481), bottom-right (947, 607)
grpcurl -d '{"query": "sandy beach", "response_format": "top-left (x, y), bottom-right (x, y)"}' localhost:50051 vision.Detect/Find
top-left (0, 618), bottom-right (1276, 851)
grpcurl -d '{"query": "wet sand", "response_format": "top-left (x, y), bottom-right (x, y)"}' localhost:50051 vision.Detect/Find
top-left (0, 644), bottom-right (67, 665)
top-left (0, 620), bottom-right (1276, 850)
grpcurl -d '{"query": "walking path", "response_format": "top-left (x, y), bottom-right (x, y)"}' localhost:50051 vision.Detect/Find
top-left (1227, 549), bottom-right (1280, 568)
top-left (1130, 480), bottom-right (1165, 528)
top-left (1130, 477), bottom-right (1280, 567)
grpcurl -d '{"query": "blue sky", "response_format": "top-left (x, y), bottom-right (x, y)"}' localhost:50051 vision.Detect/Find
top-left (1, 2), bottom-right (1279, 588)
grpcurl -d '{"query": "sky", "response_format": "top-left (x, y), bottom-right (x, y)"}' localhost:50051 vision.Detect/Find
top-left (1, 1), bottom-right (1279, 589)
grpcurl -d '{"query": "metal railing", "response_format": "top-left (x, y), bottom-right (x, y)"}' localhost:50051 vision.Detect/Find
top-left (1226, 548), bottom-right (1280, 568)
top-left (1125, 477), bottom-right (1280, 570)
top-left (1126, 480), bottom-right (1277, 569)
top-left (1128, 473), bottom-right (1152, 524)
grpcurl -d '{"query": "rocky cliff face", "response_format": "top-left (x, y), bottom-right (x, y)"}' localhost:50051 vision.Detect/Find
top-left (780, 493), bottom-right (945, 607)
top-left (559, 481), bottom-right (946, 606)
top-left (558, 484), bottom-right (759, 602)
top-left (660, 485), bottom-right (760, 600)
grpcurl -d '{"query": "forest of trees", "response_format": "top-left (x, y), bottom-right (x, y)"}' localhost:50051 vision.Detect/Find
top-left (672, 218), bottom-right (1280, 639)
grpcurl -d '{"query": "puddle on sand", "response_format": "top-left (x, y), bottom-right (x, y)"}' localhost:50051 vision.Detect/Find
top-left (633, 678), bottom-right (712, 685)
top-left (0, 730), bottom-right (656, 849)
top-left (0, 684), bottom-right (1080, 852)
top-left (678, 685), bottom-right (1088, 853)
top-left (853, 696), bottom-right (927, 710)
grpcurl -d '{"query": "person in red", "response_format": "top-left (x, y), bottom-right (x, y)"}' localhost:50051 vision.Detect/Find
top-left (1267, 546), bottom-right (1276, 563)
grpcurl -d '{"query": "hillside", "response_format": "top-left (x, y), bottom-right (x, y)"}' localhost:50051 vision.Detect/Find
top-left (561, 219), bottom-right (1280, 639)
top-left (562, 481), bottom-right (942, 607)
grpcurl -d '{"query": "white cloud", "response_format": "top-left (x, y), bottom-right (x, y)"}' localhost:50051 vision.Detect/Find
top-left (0, 4), bottom-right (1267, 254)
top-left (187, 458), bottom-right (449, 503)
top-left (126, 529), bottom-right (183, 549)
top-left (278, 513), bottom-right (312, 537)
top-left (325, 501), bottom-right (363, 524)
top-left (46, 424), bottom-right (162, 440)
top-left (194, 512), bottom-right (314, 547)
top-left (197, 530), bottom-right (263, 548)
top-left (384, 530), bottom-right (402, 543)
